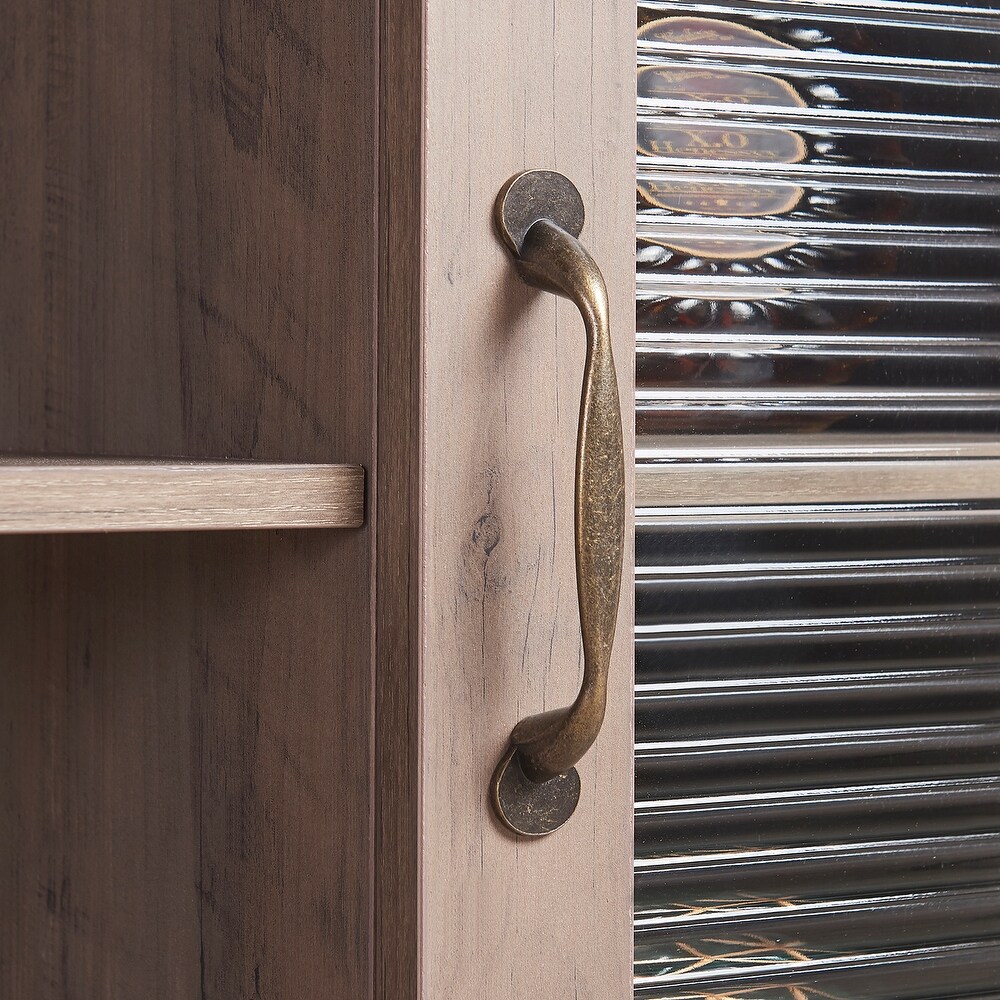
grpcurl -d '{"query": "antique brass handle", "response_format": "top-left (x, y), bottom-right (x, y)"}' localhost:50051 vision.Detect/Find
top-left (490, 170), bottom-right (625, 836)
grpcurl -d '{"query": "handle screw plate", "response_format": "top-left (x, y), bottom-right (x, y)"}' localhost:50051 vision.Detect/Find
top-left (491, 746), bottom-right (581, 837)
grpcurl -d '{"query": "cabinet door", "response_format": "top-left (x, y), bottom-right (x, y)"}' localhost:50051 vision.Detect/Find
top-left (7, 1), bottom-right (997, 999)
top-left (406, 3), bottom-right (1000, 1000)
top-left (386, 1), bottom-right (637, 997)
top-left (632, 3), bottom-right (1000, 999)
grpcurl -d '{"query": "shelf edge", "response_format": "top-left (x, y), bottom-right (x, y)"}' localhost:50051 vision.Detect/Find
top-left (0, 460), bottom-right (365, 533)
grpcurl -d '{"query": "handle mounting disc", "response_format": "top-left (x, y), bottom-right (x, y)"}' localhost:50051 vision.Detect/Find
top-left (490, 745), bottom-right (581, 837)
top-left (495, 170), bottom-right (585, 256)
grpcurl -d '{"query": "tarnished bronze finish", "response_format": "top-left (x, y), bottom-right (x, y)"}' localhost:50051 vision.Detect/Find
top-left (494, 169), bottom-right (585, 254)
top-left (491, 746), bottom-right (581, 837)
top-left (491, 170), bottom-right (625, 836)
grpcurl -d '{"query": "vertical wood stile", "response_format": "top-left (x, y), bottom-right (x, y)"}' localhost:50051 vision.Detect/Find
top-left (394, 1), bottom-right (638, 996)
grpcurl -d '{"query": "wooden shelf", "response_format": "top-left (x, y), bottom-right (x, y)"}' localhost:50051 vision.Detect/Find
top-left (0, 459), bottom-right (364, 534)
top-left (636, 457), bottom-right (1000, 509)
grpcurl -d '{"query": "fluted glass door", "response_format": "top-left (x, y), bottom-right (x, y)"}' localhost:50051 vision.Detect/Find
top-left (633, 3), bottom-right (1000, 997)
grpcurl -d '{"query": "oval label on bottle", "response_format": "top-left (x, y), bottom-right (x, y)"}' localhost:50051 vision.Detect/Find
top-left (638, 65), bottom-right (807, 109)
top-left (637, 16), bottom-right (808, 257)
top-left (638, 15), bottom-right (799, 51)
top-left (637, 121), bottom-right (806, 165)
top-left (638, 175), bottom-right (804, 217)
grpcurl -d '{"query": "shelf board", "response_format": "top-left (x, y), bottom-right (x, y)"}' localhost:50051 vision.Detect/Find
top-left (636, 456), bottom-right (1000, 509)
top-left (0, 459), bottom-right (364, 534)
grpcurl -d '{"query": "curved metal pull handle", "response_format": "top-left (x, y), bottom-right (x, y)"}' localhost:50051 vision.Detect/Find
top-left (490, 170), bottom-right (625, 836)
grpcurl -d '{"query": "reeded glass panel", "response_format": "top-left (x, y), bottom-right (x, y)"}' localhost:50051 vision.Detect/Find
top-left (636, 0), bottom-right (1000, 438)
top-left (633, 3), bottom-right (1000, 998)
top-left (634, 504), bottom-right (1000, 999)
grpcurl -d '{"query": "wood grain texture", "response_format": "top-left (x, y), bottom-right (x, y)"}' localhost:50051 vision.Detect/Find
top-left (373, 0), bottom-right (422, 997)
top-left (636, 459), bottom-right (1000, 508)
top-left (0, 0), bottom-right (376, 996)
top-left (419, 2), bottom-right (635, 997)
top-left (1, 0), bottom-right (375, 466)
top-left (1, 530), bottom-right (372, 999)
top-left (0, 461), bottom-right (364, 532)
top-left (638, 433), bottom-right (1000, 461)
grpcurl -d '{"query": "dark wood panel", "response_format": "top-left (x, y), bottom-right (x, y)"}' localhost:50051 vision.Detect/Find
top-left (374, 0), bottom-right (422, 996)
top-left (0, 0), bottom-right (377, 996)
top-left (1, 536), bottom-right (201, 998)
top-left (0, 0), bottom-right (375, 464)
top-left (0, 530), bottom-right (372, 998)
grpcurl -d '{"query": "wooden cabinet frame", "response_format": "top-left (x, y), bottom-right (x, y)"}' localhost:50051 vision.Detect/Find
top-left (2, 1), bottom-right (635, 998)
top-left (377, 2), bottom-right (636, 995)
top-left (7, 2), bottom-right (1000, 997)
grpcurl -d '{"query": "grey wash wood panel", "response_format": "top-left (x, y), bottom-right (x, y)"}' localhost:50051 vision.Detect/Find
top-left (636, 459), bottom-right (1000, 508)
top-left (419, 1), bottom-right (636, 997)
top-left (0, 461), bottom-right (364, 533)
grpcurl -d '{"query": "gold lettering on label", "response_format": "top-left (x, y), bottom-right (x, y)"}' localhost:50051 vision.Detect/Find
top-left (638, 178), bottom-right (805, 217)
top-left (638, 123), bottom-right (806, 165)
top-left (638, 66), bottom-right (807, 109)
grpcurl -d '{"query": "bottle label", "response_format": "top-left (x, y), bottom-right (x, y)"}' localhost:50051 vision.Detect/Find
top-left (637, 122), bottom-right (806, 166)
top-left (638, 15), bottom-right (799, 51)
top-left (638, 17), bottom-right (808, 259)
top-left (638, 66), bottom-right (806, 110)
